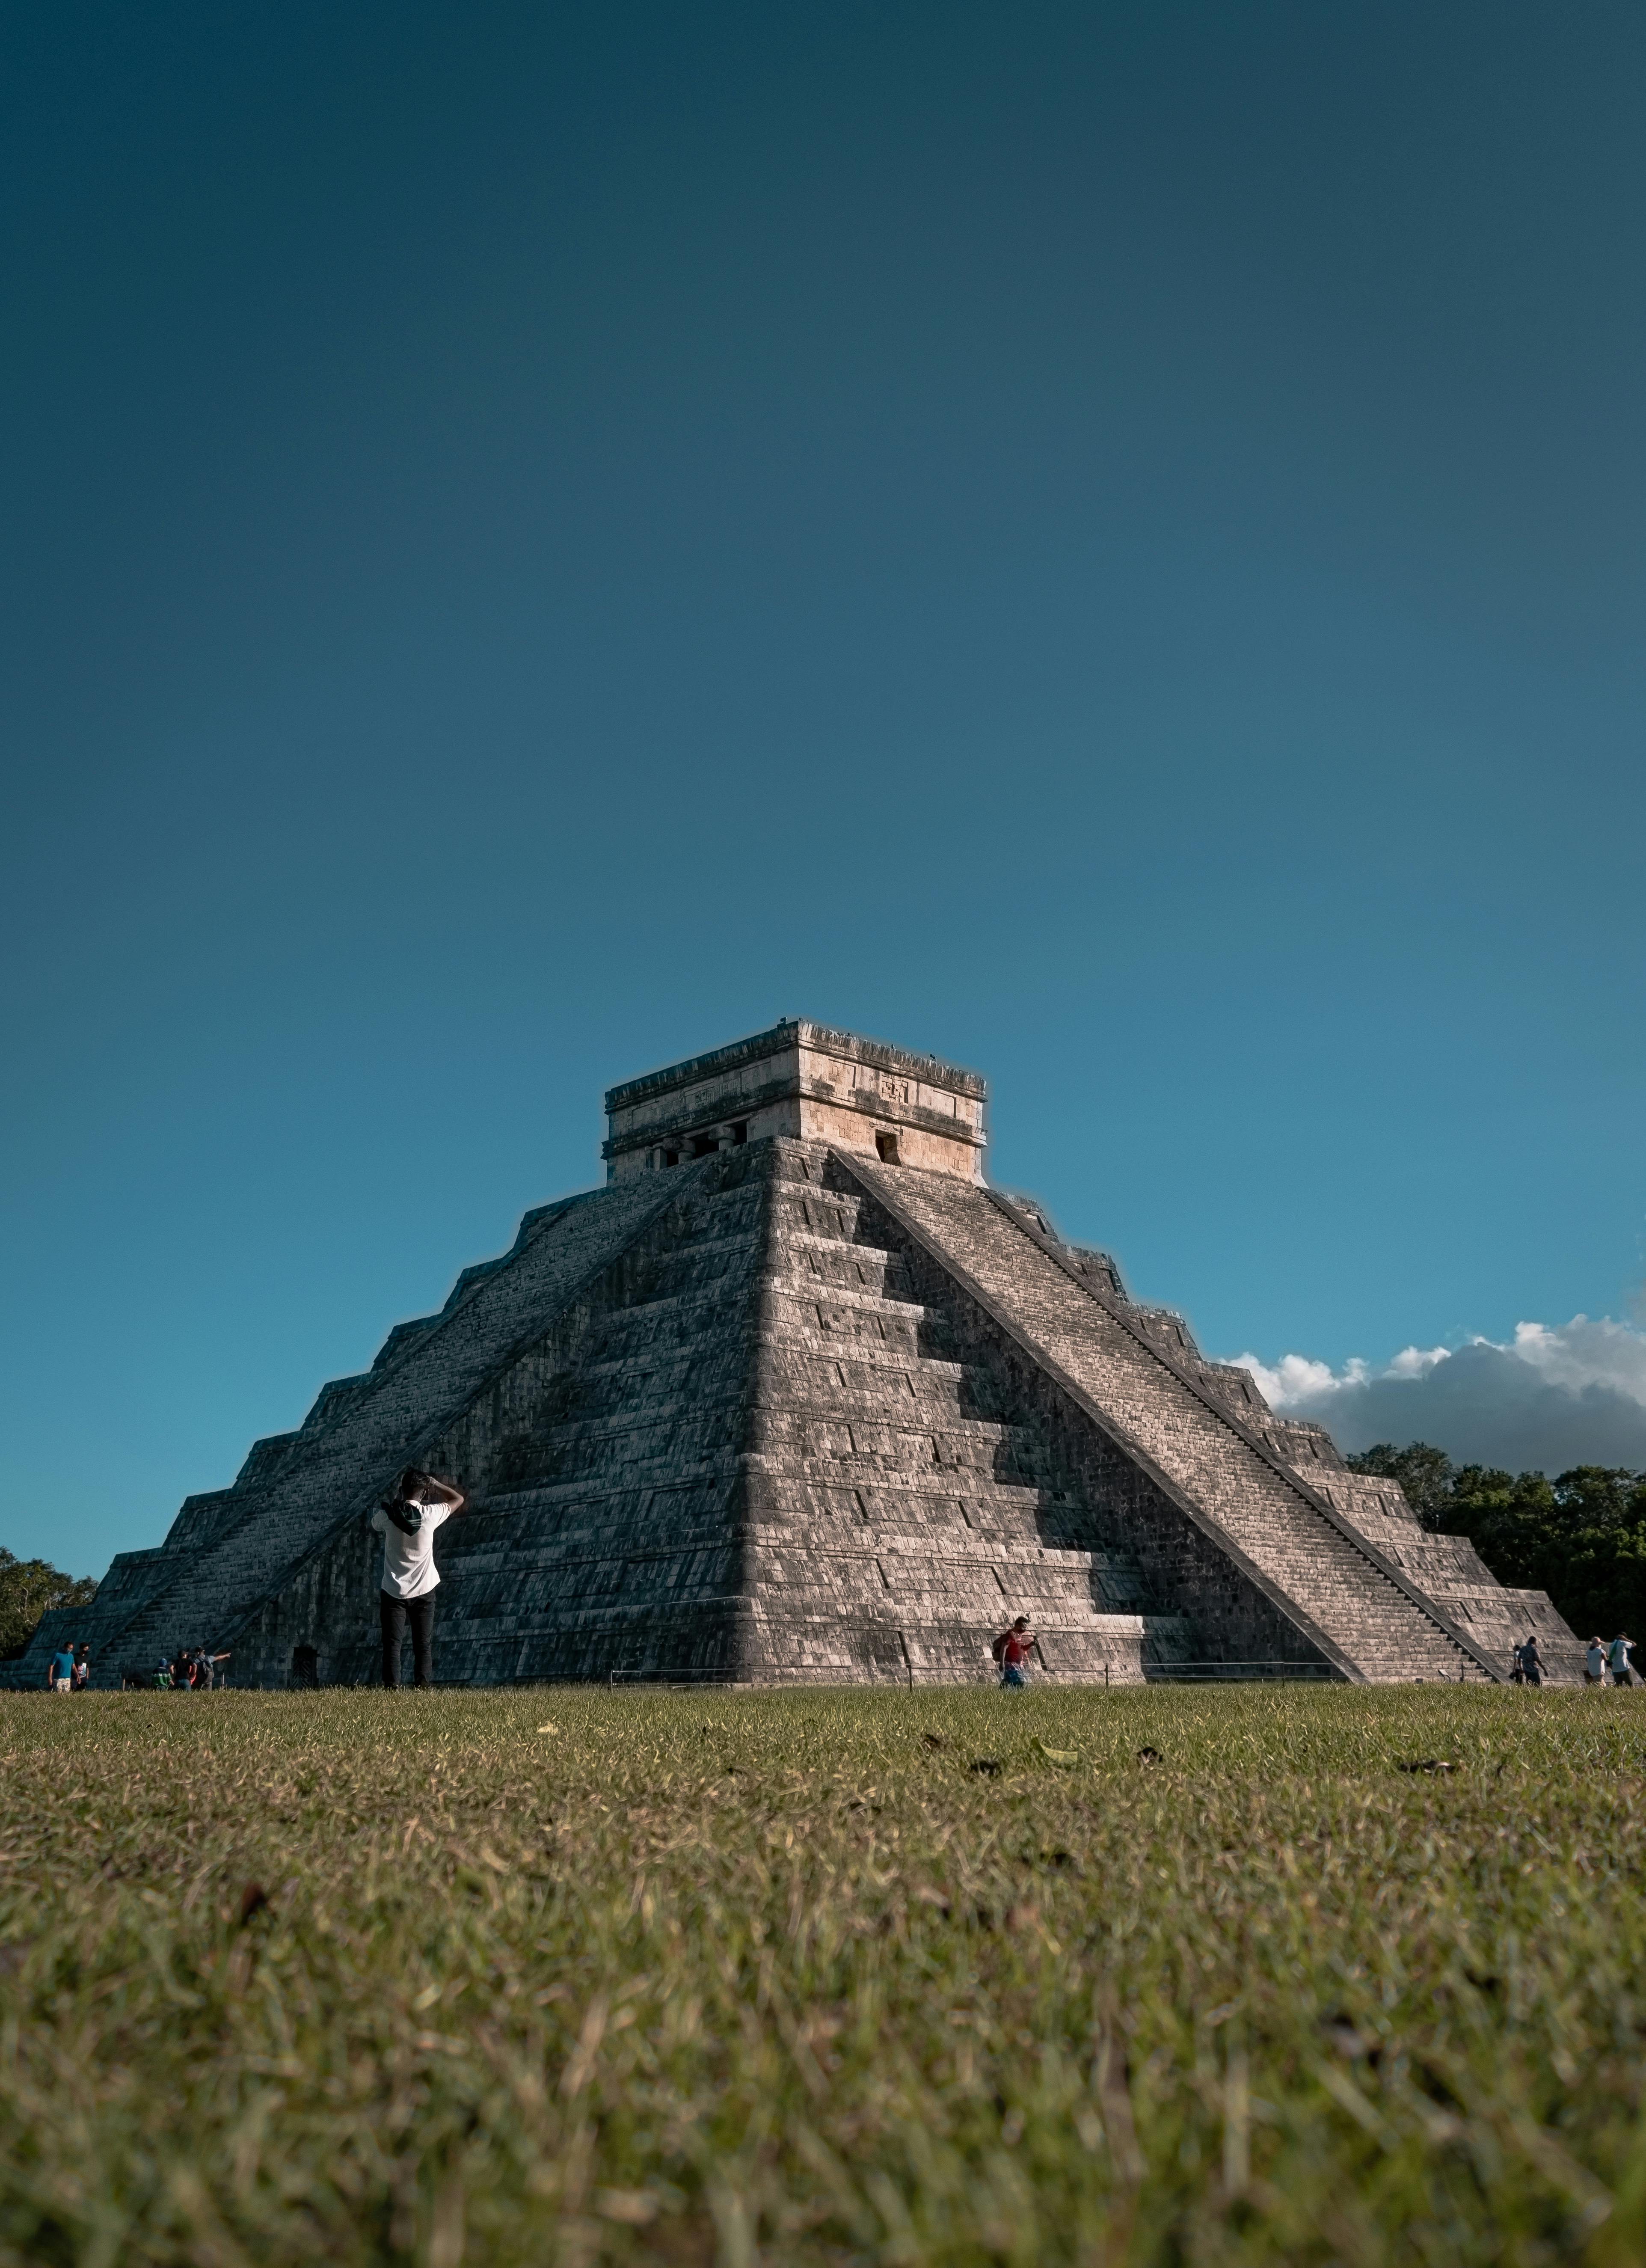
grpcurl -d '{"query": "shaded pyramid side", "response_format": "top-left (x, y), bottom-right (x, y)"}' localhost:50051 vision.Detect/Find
top-left (339, 1136), bottom-right (779, 1684)
top-left (9, 1170), bottom-right (702, 1687)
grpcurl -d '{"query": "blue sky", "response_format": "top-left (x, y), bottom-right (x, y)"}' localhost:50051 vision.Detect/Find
top-left (6, 3), bottom-right (1646, 1576)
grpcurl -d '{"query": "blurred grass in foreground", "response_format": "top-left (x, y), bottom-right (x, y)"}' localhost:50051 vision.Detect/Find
top-left (4, 1685), bottom-right (1646, 2266)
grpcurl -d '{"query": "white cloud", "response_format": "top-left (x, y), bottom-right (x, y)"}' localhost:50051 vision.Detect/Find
top-left (1223, 1317), bottom-right (1646, 1474)
top-left (1234, 1351), bottom-right (1366, 1407)
top-left (1506, 1317), bottom-right (1646, 1403)
top-left (1386, 1344), bottom-right (1451, 1380)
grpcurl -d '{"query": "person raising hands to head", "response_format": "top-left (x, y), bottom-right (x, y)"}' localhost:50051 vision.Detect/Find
top-left (370, 1466), bottom-right (466, 1689)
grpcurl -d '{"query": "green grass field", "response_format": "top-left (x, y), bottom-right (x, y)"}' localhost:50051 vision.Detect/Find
top-left (4, 1684), bottom-right (1646, 2267)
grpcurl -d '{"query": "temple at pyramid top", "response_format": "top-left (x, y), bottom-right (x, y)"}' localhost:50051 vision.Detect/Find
top-left (10, 1018), bottom-right (1583, 1691)
top-left (603, 1019), bottom-right (988, 1181)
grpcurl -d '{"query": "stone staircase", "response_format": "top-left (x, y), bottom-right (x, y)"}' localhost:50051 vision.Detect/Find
top-left (736, 1152), bottom-right (1192, 1679)
top-left (839, 1157), bottom-right (1502, 1684)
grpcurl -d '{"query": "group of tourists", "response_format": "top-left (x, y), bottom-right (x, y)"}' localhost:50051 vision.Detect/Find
top-left (50, 1640), bottom-right (232, 1692)
top-left (1583, 1634), bottom-right (1635, 1686)
top-left (1511, 1631), bottom-right (1635, 1686)
top-left (106, 1645), bottom-right (231, 1689)
top-left (152, 1645), bottom-right (231, 1691)
top-left (44, 1643), bottom-right (90, 1692)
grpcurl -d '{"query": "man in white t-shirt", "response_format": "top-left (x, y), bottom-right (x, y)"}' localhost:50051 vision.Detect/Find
top-left (371, 1466), bottom-right (466, 1689)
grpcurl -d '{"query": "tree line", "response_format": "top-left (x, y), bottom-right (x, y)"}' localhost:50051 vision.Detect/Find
top-left (0, 1550), bottom-right (99, 1660)
top-left (1346, 1443), bottom-right (1646, 1639)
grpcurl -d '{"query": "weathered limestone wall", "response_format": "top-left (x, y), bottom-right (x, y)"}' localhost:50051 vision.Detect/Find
top-left (604, 1020), bottom-right (987, 1183)
top-left (789, 1096), bottom-right (979, 1179)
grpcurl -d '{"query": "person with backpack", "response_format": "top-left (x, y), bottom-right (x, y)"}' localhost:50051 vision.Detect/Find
top-left (1514, 1633), bottom-right (1544, 1688)
top-left (991, 1615), bottom-right (1036, 1689)
top-left (1609, 1633), bottom-right (1636, 1688)
top-left (372, 1466), bottom-right (467, 1689)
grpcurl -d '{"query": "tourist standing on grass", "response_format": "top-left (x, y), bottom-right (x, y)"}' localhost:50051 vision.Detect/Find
top-left (71, 1645), bottom-right (90, 1691)
top-left (993, 1615), bottom-right (1036, 1689)
top-left (1515, 1633), bottom-right (1544, 1687)
top-left (1586, 1638), bottom-right (1607, 1686)
top-left (1609, 1633), bottom-right (1636, 1687)
top-left (372, 1466), bottom-right (466, 1689)
top-left (44, 1645), bottom-right (75, 1693)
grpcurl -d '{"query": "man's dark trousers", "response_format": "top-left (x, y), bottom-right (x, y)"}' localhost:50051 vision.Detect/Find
top-left (380, 1589), bottom-right (436, 1688)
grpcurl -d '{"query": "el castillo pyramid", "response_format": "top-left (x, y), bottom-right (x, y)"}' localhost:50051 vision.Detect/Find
top-left (18, 1021), bottom-right (1582, 1689)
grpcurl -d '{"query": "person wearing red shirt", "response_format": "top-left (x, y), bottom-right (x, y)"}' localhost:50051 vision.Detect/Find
top-left (994, 1616), bottom-right (1036, 1689)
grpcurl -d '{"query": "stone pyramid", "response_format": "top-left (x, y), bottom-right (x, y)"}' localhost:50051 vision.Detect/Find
top-left (17, 1021), bottom-right (1581, 1689)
